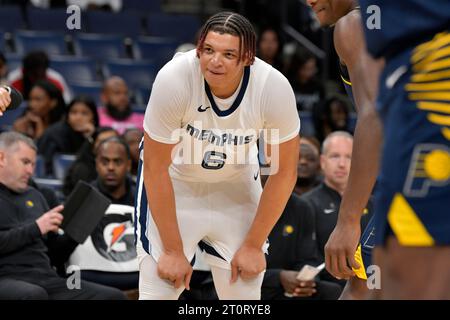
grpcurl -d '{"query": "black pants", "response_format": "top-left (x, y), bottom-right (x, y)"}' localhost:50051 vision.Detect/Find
top-left (262, 280), bottom-right (342, 300)
top-left (0, 271), bottom-right (126, 300)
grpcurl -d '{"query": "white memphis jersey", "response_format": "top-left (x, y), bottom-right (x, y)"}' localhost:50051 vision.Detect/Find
top-left (143, 49), bottom-right (300, 183)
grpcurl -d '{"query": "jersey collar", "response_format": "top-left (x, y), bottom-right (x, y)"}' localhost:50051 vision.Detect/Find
top-left (204, 66), bottom-right (250, 117)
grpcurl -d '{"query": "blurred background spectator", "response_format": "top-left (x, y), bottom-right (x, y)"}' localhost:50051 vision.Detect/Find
top-left (257, 26), bottom-right (285, 72)
top-left (37, 95), bottom-right (98, 176)
top-left (313, 95), bottom-right (352, 143)
top-left (287, 48), bottom-right (325, 111)
top-left (13, 80), bottom-right (66, 140)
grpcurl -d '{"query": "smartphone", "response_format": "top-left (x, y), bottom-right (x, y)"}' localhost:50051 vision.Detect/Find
top-left (296, 263), bottom-right (326, 281)
top-left (283, 263), bottom-right (326, 297)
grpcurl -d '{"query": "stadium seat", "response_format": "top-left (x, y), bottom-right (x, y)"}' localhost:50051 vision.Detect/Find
top-left (52, 154), bottom-right (77, 180)
top-left (122, 0), bottom-right (161, 13)
top-left (133, 36), bottom-right (178, 69)
top-left (27, 7), bottom-right (87, 32)
top-left (50, 56), bottom-right (98, 83)
top-left (85, 11), bottom-right (143, 37)
top-left (4, 53), bottom-right (23, 74)
top-left (299, 111), bottom-right (316, 137)
top-left (146, 13), bottom-right (200, 43)
top-left (33, 177), bottom-right (64, 202)
top-left (0, 6), bottom-right (25, 32)
top-left (34, 155), bottom-right (46, 178)
top-left (70, 81), bottom-right (103, 106)
top-left (131, 104), bottom-right (146, 114)
top-left (349, 112), bottom-right (357, 132)
top-left (74, 33), bottom-right (128, 61)
top-left (134, 86), bottom-right (151, 105)
top-left (0, 103), bottom-right (26, 132)
top-left (103, 59), bottom-right (156, 90)
top-left (15, 31), bottom-right (68, 56)
top-left (0, 32), bottom-right (4, 52)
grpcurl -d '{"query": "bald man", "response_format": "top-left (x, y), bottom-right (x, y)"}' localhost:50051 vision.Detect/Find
top-left (98, 76), bottom-right (144, 134)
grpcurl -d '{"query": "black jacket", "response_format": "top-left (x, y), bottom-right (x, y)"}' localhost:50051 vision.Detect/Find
top-left (90, 176), bottom-right (136, 206)
top-left (262, 193), bottom-right (320, 299)
top-left (301, 182), bottom-right (373, 283)
top-left (37, 121), bottom-right (87, 176)
top-left (63, 140), bottom-right (96, 196)
top-left (0, 184), bottom-right (76, 277)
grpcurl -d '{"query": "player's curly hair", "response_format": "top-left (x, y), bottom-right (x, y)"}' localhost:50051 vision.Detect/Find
top-left (196, 12), bottom-right (256, 64)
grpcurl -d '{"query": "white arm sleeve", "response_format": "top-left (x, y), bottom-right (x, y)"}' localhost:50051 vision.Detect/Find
top-left (262, 69), bottom-right (301, 144)
top-left (143, 60), bottom-right (189, 144)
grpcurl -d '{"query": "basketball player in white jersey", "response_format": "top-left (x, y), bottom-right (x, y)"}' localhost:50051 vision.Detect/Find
top-left (134, 12), bottom-right (300, 300)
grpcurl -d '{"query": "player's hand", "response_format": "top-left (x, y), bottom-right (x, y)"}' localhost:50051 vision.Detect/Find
top-left (73, 122), bottom-right (95, 139)
top-left (324, 218), bottom-right (361, 280)
top-left (230, 244), bottom-right (265, 283)
top-left (35, 205), bottom-right (64, 235)
top-left (157, 251), bottom-right (193, 290)
top-left (0, 87), bottom-right (11, 115)
top-left (293, 280), bottom-right (317, 297)
top-left (280, 270), bottom-right (300, 294)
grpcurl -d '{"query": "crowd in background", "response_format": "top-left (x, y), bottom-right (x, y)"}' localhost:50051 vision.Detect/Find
top-left (0, 0), bottom-right (364, 300)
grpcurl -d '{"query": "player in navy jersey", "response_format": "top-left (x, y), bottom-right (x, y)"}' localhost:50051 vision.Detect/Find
top-left (359, 0), bottom-right (450, 299)
top-left (306, 0), bottom-right (384, 299)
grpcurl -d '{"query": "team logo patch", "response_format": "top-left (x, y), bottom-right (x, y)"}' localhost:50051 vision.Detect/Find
top-left (25, 200), bottom-right (34, 208)
top-left (403, 144), bottom-right (450, 197)
top-left (282, 225), bottom-right (294, 236)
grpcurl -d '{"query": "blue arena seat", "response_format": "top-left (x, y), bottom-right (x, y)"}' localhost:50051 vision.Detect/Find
top-left (34, 155), bottom-right (46, 178)
top-left (33, 177), bottom-right (64, 202)
top-left (74, 33), bottom-right (128, 61)
top-left (52, 154), bottom-right (77, 180)
top-left (0, 6), bottom-right (25, 32)
top-left (0, 103), bottom-right (26, 132)
top-left (70, 81), bottom-right (103, 106)
top-left (299, 111), bottom-right (316, 137)
top-left (50, 56), bottom-right (98, 83)
top-left (103, 59), bottom-right (156, 90)
top-left (146, 13), bottom-right (200, 43)
top-left (85, 11), bottom-right (142, 36)
top-left (0, 31), bottom-right (4, 52)
top-left (4, 53), bottom-right (23, 74)
top-left (15, 31), bottom-right (68, 56)
top-left (134, 86), bottom-right (151, 105)
top-left (122, 0), bottom-right (161, 13)
top-left (27, 7), bottom-right (87, 32)
top-left (133, 36), bottom-right (178, 68)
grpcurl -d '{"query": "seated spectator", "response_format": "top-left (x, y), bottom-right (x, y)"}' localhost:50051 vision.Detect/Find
top-left (91, 137), bottom-right (134, 205)
top-left (37, 95), bottom-right (99, 176)
top-left (261, 175), bottom-right (341, 300)
top-left (294, 141), bottom-right (321, 196)
top-left (8, 51), bottom-right (72, 103)
top-left (302, 132), bottom-right (372, 286)
top-left (300, 136), bottom-right (321, 155)
top-left (287, 48), bottom-right (325, 111)
top-left (313, 95), bottom-right (352, 143)
top-left (98, 76), bottom-right (144, 134)
top-left (63, 127), bottom-right (118, 196)
top-left (69, 137), bottom-right (138, 291)
top-left (0, 131), bottom-right (125, 300)
top-left (257, 26), bottom-right (285, 72)
top-left (13, 80), bottom-right (66, 140)
top-left (122, 128), bottom-right (143, 181)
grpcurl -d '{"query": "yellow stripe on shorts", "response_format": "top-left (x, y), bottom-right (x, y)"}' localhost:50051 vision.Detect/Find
top-left (353, 244), bottom-right (367, 280)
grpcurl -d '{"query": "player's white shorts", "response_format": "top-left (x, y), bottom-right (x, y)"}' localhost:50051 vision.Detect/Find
top-left (134, 165), bottom-right (268, 269)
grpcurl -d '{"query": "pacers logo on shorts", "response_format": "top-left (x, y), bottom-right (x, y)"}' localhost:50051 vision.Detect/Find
top-left (403, 144), bottom-right (450, 197)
